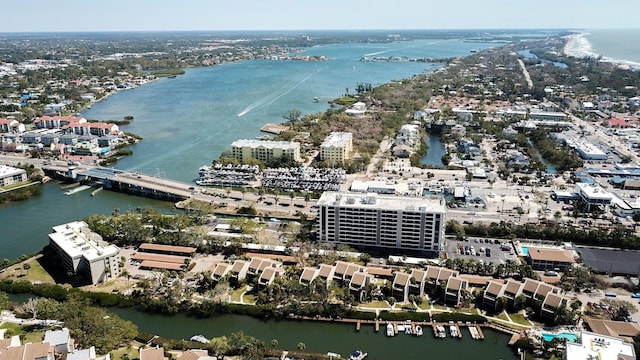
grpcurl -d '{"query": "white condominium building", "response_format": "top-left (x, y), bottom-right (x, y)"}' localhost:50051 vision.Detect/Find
top-left (320, 132), bottom-right (353, 163)
top-left (48, 221), bottom-right (121, 285)
top-left (317, 192), bottom-right (446, 253)
top-left (230, 139), bottom-right (301, 163)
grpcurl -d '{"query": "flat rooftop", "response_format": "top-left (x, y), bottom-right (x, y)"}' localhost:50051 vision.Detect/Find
top-left (49, 221), bottom-right (119, 261)
top-left (318, 191), bottom-right (446, 213)
top-left (565, 331), bottom-right (635, 360)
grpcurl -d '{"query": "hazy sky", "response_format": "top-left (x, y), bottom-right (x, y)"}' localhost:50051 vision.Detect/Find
top-left (1, 0), bottom-right (638, 32)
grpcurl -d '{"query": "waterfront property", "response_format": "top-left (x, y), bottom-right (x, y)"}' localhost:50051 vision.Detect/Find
top-left (320, 132), bottom-right (353, 163)
top-left (47, 221), bottom-right (121, 285)
top-left (317, 192), bottom-right (446, 254)
top-left (482, 277), bottom-right (570, 320)
top-left (0, 164), bottom-right (27, 187)
top-left (565, 331), bottom-right (636, 360)
top-left (230, 139), bottom-right (301, 163)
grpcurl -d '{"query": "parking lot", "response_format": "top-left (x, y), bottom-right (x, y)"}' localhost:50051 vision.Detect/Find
top-left (444, 236), bottom-right (520, 265)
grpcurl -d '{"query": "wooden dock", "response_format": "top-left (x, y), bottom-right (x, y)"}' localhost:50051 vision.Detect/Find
top-left (356, 320), bottom-right (361, 331)
top-left (452, 323), bottom-right (463, 338)
top-left (374, 319), bottom-right (380, 332)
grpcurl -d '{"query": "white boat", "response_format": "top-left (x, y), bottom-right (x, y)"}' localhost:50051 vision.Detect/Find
top-left (450, 326), bottom-right (458, 337)
top-left (327, 352), bottom-right (342, 359)
top-left (396, 324), bottom-right (406, 332)
top-left (405, 326), bottom-right (412, 335)
top-left (415, 325), bottom-right (423, 336)
top-left (64, 185), bottom-right (91, 195)
top-left (386, 323), bottom-right (395, 337)
top-left (189, 335), bottom-right (209, 344)
top-left (436, 325), bottom-right (447, 338)
top-left (348, 350), bottom-right (367, 360)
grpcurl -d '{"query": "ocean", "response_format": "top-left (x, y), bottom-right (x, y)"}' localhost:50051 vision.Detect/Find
top-left (565, 29), bottom-right (640, 68)
top-left (81, 38), bottom-right (497, 182)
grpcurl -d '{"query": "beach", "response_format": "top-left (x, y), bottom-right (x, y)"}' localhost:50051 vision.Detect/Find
top-left (564, 30), bottom-right (640, 70)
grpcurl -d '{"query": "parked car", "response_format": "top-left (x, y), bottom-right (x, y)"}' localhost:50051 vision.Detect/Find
top-left (631, 293), bottom-right (640, 298)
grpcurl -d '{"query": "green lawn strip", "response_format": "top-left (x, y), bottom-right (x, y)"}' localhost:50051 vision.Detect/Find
top-left (508, 313), bottom-right (531, 326)
top-left (231, 288), bottom-right (245, 302)
top-left (491, 318), bottom-right (530, 331)
top-left (360, 301), bottom-right (390, 309)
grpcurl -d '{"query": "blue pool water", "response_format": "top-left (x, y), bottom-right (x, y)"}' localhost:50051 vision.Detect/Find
top-left (521, 246), bottom-right (529, 256)
top-left (542, 332), bottom-right (579, 342)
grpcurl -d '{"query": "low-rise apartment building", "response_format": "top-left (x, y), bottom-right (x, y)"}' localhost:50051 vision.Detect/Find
top-left (230, 139), bottom-right (301, 163)
top-left (320, 132), bottom-right (353, 163)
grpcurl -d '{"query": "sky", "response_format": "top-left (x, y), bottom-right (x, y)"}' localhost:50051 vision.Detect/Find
top-left (1, 0), bottom-right (639, 32)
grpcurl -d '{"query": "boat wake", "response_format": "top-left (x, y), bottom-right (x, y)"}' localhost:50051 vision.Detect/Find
top-left (237, 71), bottom-right (317, 117)
top-left (362, 44), bottom-right (429, 58)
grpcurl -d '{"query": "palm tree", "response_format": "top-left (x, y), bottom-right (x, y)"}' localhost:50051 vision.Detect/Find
top-left (297, 342), bottom-right (306, 351)
top-left (289, 191), bottom-right (295, 206)
top-left (240, 187), bottom-right (247, 201)
top-left (304, 193), bottom-right (311, 207)
top-left (274, 190), bottom-right (281, 206)
top-left (271, 339), bottom-right (279, 348)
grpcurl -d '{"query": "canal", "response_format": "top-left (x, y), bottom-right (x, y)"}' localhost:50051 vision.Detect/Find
top-left (107, 307), bottom-right (518, 359)
top-left (0, 181), bottom-right (175, 261)
top-left (420, 133), bottom-right (446, 166)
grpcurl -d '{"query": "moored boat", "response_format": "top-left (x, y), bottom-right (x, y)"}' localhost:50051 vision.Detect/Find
top-left (386, 323), bottom-right (395, 337)
top-left (415, 325), bottom-right (423, 336)
top-left (348, 350), bottom-right (367, 360)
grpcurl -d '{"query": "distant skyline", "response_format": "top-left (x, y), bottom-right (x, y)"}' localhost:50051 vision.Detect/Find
top-left (1, 0), bottom-right (639, 33)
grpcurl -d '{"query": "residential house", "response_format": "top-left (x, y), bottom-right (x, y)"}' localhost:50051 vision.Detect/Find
top-left (0, 343), bottom-right (54, 360)
top-left (299, 267), bottom-right (319, 286)
top-left (316, 264), bottom-right (335, 287)
top-left (139, 347), bottom-right (167, 360)
top-left (228, 260), bottom-right (249, 283)
top-left (540, 292), bottom-right (569, 321)
top-left (43, 328), bottom-right (73, 356)
top-left (424, 266), bottom-right (458, 294)
top-left (0, 119), bottom-right (25, 133)
top-left (502, 279), bottom-right (525, 308)
top-left (211, 262), bottom-right (232, 282)
top-left (246, 258), bottom-right (281, 279)
top-left (482, 280), bottom-right (505, 310)
top-left (409, 269), bottom-right (428, 296)
top-left (349, 271), bottom-right (373, 301)
top-left (177, 349), bottom-right (216, 360)
top-left (258, 267), bottom-right (284, 288)
top-left (444, 276), bottom-right (468, 307)
top-left (392, 271), bottom-right (411, 303)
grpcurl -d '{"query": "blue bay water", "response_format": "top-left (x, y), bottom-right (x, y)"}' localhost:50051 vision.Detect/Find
top-left (82, 39), bottom-right (496, 182)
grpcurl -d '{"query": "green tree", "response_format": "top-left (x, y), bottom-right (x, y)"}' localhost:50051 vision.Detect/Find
top-left (297, 342), bottom-right (306, 351)
top-left (283, 109), bottom-right (302, 126)
top-left (0, 292), bottom-right (8, 311)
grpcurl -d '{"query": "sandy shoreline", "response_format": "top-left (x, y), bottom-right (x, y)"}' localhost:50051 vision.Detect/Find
top-left (563, 32), bottom-right (640, 70)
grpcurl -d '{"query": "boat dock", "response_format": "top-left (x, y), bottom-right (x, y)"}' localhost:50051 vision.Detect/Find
top-left (468, 325), bottom-right (485, 340)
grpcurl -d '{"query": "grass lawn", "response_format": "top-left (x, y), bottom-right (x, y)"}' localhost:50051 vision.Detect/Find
top-left (111, 342), bottom-right (144, 360)
top-left (495, 312), bottom-right (510, 322)
top-left (0, 323), bottom-right (45, 343)
top-left (492, 319), bottom-right (530, 331)
top-left (417, 302), bottom-right (432, 311)
top-left (509, 313), bottom-right (532, 326)
top-left (231, 288), bottom-right (245, 303)
top-left (0, 256), bottom-right (55, 284)
top-left (361, 301), bottom-right (390, 309)
top-left (243, 294), bottom-right (256, 304)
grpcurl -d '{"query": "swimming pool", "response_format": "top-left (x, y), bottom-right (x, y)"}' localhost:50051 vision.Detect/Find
top-left (541, 332), bottom-right (579, 342)
top-left (521, 246), bottom-right (529, 256)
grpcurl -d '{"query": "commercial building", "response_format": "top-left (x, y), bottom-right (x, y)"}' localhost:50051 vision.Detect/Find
top-left (230, 139), bottom-right (301, 163)
top-left (0, 165), bottom-right (27, 187)
top-left (526, 247), bottom-right (576, 271)
top-left (47, 221), bottom-right (121, 285)
top-left (320, 132), bottom-right (353, 163)
top-left (575, 183), bottom-right (613, 212)
top-left (317, 191), bottom-right (446, 253)
top-left (565, 331), bottom-right (636, 360)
